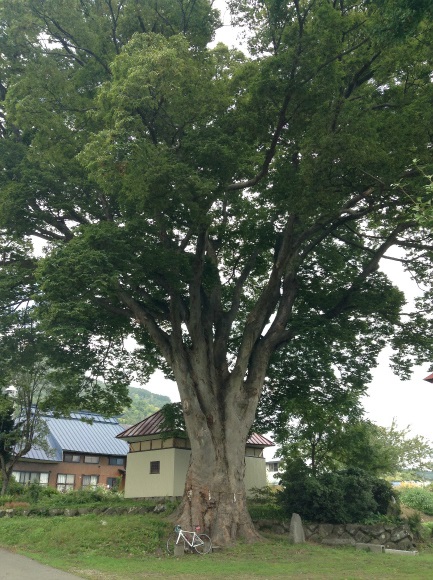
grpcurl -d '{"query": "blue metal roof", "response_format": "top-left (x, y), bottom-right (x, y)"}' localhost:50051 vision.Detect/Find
top-left (22, 411), bottom-right (129, 462)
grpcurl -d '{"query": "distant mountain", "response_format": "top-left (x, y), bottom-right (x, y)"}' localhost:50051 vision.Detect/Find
top-left (119, 386), bottom-right (171, 425)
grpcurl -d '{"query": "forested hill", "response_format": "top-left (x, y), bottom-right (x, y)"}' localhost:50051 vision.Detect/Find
top-left (119, 386), bottom-right (171, 425)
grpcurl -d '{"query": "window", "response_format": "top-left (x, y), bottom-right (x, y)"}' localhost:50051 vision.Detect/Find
top-left (82, 475), bottom-right (99, 488)
top-left (64, 453), bottom-right (81, 463)
top-left (12, 471), bottom-right (49, 486)
top-left (150, 461), bottom-right (160, 474)
top-left (57, 474), bottom-right (75, 491)
top-left (267, 462), bottom-right (280, 472)
top-left (107, 477), bottom-right (119, 490)
top-left (83, 455), bottom-right (99, 464)
top-left (108, 456), bottom-right (125, 466)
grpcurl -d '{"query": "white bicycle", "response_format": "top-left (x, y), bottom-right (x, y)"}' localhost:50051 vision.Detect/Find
top-left (166, 524), bottom-right (212, 555)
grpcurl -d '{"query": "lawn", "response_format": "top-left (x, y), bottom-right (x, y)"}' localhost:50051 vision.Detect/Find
top-left (1, 513), bottom-right (433, 579)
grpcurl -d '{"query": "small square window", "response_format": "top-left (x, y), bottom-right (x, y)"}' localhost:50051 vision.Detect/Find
top-left (109, 456), bottom-right (125, 466)
top-left (82, 475), bottom-right (99, 488)
top-left (107, 477), bottom-right (120, 490)
top-left (150, 461), bottom-right (160, 474)
top-left (64, 453), bottom-right (81, 463)
top-left (84, 455), bottom-right (99, 464)
top-left (57, 473), bottom-right (75, 491)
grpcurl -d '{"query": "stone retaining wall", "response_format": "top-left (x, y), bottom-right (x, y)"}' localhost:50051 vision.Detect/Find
top-left (253, 519), bottom-right (416, 551)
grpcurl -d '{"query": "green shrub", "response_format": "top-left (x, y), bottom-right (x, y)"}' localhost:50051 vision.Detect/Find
top-left (0, 475), bottom-right (26, 497)
top-left (249, 486), bottom-right (279, 504)
top-left (51, 487), bottom-right (122, 506)
top-left (421, 521), bottom-right (433, 540)
top-left (247, 486), bottom-right (285, 521)
top-left (372, 478), bottom-right (399, 515)
top-left (18, 483), bottom-right (59, 505)
top-left (399, 487), bottom-right (433, 515)
top-left (0, 495), bottom-right (14, 506)
top-left (278, 467), bottom-right (399, 524)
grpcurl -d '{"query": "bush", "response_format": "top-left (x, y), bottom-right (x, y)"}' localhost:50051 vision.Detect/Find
top-left (247, 487), bottom-right (285, 520)
top-left (249, 486), bottom-right (279, 504)
top-left (0, 495), bottom-right (14, 506)
top-left (18, 483), bottom-right (59, 504)
top-left (399, 487), bottom-right (433, 515)
top-left (278, 467), bottom-right (399, 524)
top-left (51, 487), bottom-right (121, 506)
top-left (0, 475), bottom-right (26, 497)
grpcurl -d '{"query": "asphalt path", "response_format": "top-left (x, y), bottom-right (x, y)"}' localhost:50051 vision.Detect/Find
top-left (0, 548), bottom-right (83, 579)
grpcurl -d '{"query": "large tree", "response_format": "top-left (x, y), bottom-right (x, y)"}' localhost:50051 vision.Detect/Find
top-left (0, 0), bottom-right (433, 544)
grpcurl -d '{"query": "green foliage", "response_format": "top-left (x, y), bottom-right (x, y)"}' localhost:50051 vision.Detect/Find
top-left (119, 386), bottom-right (170, 425)
top-left (247, 487), bottom-right (285, 521)
top-left (421, 521), bottom-right (433, 541)
top-left (45, 486), bottom-right (124, 507)
top-left (0, 475), bottom-right (25, 498)
top-left (0, 394), bottom-right (18, 466)
top-left (0, 495), bottom-right (14, 505)
top-left (18, 482), bottom-right (60, 505)
top-left (278, 467), bottom-right (399, 524)
top-left (399, 487), bottom-right (433, 516)
top-left (272, 413), bottom-right (433, 481)
top-left (159, 403), bottom-right (186, 438)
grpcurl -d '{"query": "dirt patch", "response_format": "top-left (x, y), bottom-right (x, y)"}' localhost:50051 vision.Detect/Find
top-left (1, 502), bottom-right (30, 509)
top-left (400, 505), bottom-right (433, 523)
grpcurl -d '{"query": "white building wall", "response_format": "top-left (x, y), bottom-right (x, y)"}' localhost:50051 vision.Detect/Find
top-left (125, 448), bottom-right (269, 498)
top-left (124, 448), bottom-right (176, 498)
top-left (244, 457), bottom-right (268, 494)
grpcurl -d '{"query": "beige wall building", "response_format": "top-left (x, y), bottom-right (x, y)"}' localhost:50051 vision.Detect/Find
top-left (117, 411), bottom-right (273, 498)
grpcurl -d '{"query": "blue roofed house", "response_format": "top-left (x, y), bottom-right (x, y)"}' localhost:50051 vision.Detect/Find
top-left (12, 411), bottom-right (129, 492)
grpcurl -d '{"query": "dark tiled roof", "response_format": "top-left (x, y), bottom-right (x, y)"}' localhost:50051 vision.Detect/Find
top-left (116, 410), bottom-right (274, 447)
top-left (23, 411), bottom-right (129, 462)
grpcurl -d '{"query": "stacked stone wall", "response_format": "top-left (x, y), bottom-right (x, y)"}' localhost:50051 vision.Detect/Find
top-left (253, 519), bottom-right (415, 551)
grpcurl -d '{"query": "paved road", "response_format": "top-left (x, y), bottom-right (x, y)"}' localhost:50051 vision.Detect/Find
top-left (0, 548), bottom-right (83, 579)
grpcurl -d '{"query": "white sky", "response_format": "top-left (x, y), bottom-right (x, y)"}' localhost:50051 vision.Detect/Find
top-left (361, 255), bottom-right (432, 442)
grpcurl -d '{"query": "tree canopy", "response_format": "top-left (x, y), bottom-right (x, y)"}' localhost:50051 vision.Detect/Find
top-left (0, 0), bottom-right (433, 544)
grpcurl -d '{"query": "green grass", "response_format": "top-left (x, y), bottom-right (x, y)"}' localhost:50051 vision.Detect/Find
top-left (1, 514), bottom-right (433, 579)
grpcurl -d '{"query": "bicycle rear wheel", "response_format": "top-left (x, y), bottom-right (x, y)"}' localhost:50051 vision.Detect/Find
top-left (166, 532), bottom-right (180, 555)
top-left (194, 533), bottom-right (212, 554)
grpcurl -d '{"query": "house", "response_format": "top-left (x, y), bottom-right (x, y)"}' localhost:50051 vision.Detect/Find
top-left (12, 411), bottom-right (129, 491)
top-left (266, 458), bottom-right (282, 486)
top-left (116, 410), bottom-right (274, 498)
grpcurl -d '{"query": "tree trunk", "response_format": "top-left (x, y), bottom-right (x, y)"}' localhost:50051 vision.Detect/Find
top-left (170, 363), bottom-right (263, 546)
top-left (1, 475), bottom-right (9, 496)
top-left (174, 414), bottom-right (261, 546)
top-left (0, 461), bottom-right (11, 496)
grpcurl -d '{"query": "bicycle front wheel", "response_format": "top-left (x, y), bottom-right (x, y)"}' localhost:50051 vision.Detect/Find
top-left (166, 532), bottom-right (179, 555)
top-left (194, 533), bottom-right (212, 554)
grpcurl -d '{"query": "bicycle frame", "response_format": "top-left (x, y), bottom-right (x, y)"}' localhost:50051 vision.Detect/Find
top-left (175, 527), bottom-right (203, 548)
top-left (167, 524), bottom-right (212, 555)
